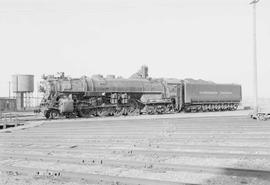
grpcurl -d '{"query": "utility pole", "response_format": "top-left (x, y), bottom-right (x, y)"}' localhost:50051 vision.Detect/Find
top-left (250, 0), bottom-right (260, 113)
top-left (8, 81), bottom-right (11, 98)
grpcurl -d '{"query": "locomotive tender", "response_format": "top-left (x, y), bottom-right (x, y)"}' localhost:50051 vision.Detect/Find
top-left (39, 67), bottom-right (242, 119)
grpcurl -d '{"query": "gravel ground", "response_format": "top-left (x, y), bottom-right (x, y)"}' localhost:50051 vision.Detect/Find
top-left (1, 111), bottom-right (270, 185)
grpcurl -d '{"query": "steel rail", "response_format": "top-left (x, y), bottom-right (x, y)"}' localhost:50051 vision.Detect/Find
top-left (0, 165), bottom-right (195, 185)
top-left (4, 134), bottom-right (268, 140)
top-left (13, 128), bottom-right (270, 134)
top-left (22, 113), bottom-right (249, 123)
top-left (14, 122), bottom-right (270, 129)
top-left (2, 141), bottom-right (270, 153)
top-left (37, 117), bottom-right (259, 124)
top-left (0, 138), bottom-right (270, 147)
top-left (28, 121), bottom-right (270, 126)
top-left (1, 152), bottom-right (270, 180)
top-left (4, 120), bottom-right (266, 133)
top-left (31, 123), bottom-right (269, 130)
top-left (4, 133), bottom-right (270, 138)
top-left (2, 137), bottom-right (270, 143)
top-left (2, 146), bottom-right (270, 159)
top-left (10, 124), bottom-right (270, 132)
top-left (2, 132), bottom-right (270, 138)
top-left (6, 126), bottom-right (268, 132)
top-left (29, 120), bottom-right (270, 126)
top-left (7, 126), bottom-right (270, 132)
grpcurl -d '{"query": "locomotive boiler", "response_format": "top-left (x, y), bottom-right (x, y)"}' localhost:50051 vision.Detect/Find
top-left (39, 72), bottom-right (173, 119)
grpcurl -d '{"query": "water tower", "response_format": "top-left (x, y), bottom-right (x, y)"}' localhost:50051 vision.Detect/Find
top-left (12, 74), bottom-right (34, 110)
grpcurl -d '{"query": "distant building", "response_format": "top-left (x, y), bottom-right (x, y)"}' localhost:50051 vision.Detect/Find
top-left (0, 98), bottom-right (16, 112)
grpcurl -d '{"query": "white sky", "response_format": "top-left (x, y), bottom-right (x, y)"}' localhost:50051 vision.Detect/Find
top-left (0, 0), bottom-right (269, 98)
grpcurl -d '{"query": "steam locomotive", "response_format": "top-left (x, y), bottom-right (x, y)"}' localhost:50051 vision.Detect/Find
top-left (39, 66), bottom-right (242, 119)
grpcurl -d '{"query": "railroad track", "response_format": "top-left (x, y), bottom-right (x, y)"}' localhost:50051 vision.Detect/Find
top-left (8, 128), bottom-right (270, 134)
top-left (22, 111), bottom-right (250, 121)
top-left (2, 137), bottom-right (270, 146)
top-left (14, 117), bottom-right (270, 126)
top-left (1, 166), bottom-right (195, 185)
top-left (5, 121), bottom-right (270, 133)
top-left (2, 146), bottom-right (270, 160)
top-left (5, 126), bottom-right (270, 133)
top-left (1, 152), bottom-right (270, 180)
top-left (2, 132), bottom-right (270, 139)
top-left (2, 141), bottom-right (270, 154)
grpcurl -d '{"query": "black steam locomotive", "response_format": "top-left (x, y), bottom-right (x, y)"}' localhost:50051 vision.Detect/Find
top-left (39, 66), bottom-right (242, 119)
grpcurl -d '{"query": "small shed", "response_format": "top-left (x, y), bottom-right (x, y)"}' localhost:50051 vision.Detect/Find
top-left (0, 98), bottom-right (16, 112)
